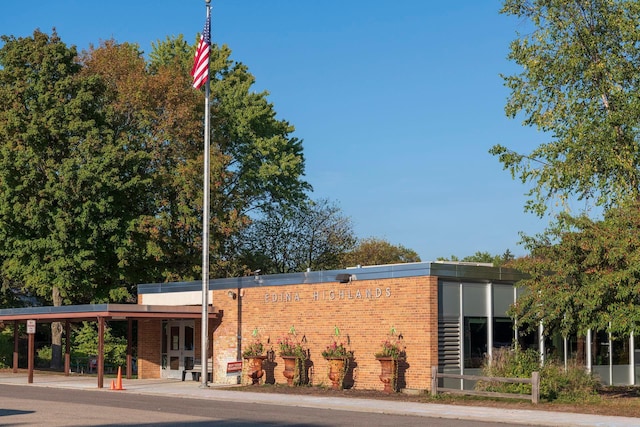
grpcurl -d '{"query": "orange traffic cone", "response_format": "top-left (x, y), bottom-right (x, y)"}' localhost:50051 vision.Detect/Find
top-left (110, 379), bottom-right (116, 390)
top-left (115, 366), bottom-right (125, 390)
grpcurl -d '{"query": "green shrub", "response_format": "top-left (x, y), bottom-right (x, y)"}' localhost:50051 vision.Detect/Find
top-left (36, 346), bottom-right (52, 368)
top-left (0, 328), bottom-right (14, 368)
top-left (478, 347), bottom-right (599, 402)
top-left (74, 322), bottom-right (127, 368)
top-left (478, 347), bottom-right (539, 395)
top-left (539, 358), bottom-right (600, 402)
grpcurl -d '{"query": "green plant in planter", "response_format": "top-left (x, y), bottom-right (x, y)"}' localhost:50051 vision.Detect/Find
top-left (321, 326), bottom-right (353, 390)
top-left (242, 327), bottom-right (265, 358)
top-left (278, 326), bottom-right (307, 359)
top-left (278, 325), bottom-right (309, 386)
top-left (321, 341), bottom-right (352, 359)
top-left (242, 341), bottom-right (264, 358)
top-left (374, 327), bottom-right (405, 392)
top-left (321, 326), bottom-right (353, 360)
top-left (374, 327), bottom-right (405, 360)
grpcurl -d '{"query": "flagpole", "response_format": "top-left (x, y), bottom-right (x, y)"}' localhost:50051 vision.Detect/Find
top-left (200, 0), bottom-right (212, 388)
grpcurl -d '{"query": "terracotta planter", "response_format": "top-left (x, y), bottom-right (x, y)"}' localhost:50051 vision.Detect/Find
top-left (245, 355), bottom-right (267, 385)
top-left (326, 358), bottom-right (346, 390)
top-left (281, 356), bottom-right (298, 386)
top-left (376, 357), bottom-right (398, 393)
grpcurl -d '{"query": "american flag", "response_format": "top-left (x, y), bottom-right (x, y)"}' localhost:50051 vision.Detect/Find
top-left (191, 15), bottom-right (211, 90)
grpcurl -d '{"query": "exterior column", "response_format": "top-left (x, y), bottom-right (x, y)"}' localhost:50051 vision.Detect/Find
top-left (487, 283), bottom-right (493, 360)
top-left (586, 329), bottom-right (592, 372)
top-left (538, 322), bottom-right (545, 364)
top-left (127, 319), bottom-right (133, 379)
top-left (27, 329), bottom-right (34, 383)
top-left (563, 336), bottom-right (568, 371)
top-left (459, 282), bottom-right (464, 390)
top-left (13, 321), bottom-right (18, 373)
top-left (608, 327), bottom-right (613, 386)
top-left (97, 317), bottom-right (104, 388)
top-left (630, 332), bottom-right (635, 386)
top-left (64, 321), bottom-right (71, 376)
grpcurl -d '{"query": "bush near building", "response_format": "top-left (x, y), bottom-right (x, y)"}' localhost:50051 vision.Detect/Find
top-left (478, 347), bottom-right (599, 403)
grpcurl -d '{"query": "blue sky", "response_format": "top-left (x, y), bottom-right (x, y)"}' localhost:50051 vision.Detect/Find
top-left (1, 1), bottom-right (552, 262)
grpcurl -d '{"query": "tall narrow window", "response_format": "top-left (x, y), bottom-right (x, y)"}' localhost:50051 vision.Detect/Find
top-left (493, 318), bottom-right (514, 349)
top-left (464, 317), bottom-right (487, 368)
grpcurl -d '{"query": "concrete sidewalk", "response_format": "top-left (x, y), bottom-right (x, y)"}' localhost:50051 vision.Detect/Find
top-left (0, 372), bottom-right (638, 426)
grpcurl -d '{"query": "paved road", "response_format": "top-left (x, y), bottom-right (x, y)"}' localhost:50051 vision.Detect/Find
top-left (0, 384), bottom-right (520, 427)
top-left (2, 373), bottom-right (640, 426)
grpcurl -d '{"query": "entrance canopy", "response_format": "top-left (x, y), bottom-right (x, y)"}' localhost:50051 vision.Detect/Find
top-left (0, 303), bottom-right (220, 388)
top-left (0, 303), bottom-right (218, 323)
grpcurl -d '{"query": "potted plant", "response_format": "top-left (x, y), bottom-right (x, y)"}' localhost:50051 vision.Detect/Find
top-left (374, 327), bottom-right (405, 393)
top-left (242, 328), bottom-right (267, 385)
top-left (278, 325), bottom-right (309, 386)
top-left (321, 326), bottom-right (353, 390)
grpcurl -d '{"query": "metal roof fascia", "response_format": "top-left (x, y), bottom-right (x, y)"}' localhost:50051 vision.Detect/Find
top-left (429, 263), bottom-right (524, 282)
top-left (136, 264), bottom-right (436, 294)
top-left (0, 304), bottom-right (214, 321)
top-left (135, 262), bottom-right (524, 295)
top-left (0, 304), bottom-right (108, 317)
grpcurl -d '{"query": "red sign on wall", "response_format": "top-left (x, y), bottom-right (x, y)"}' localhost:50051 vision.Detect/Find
top-left (226, 361), bottom-right (242, 375)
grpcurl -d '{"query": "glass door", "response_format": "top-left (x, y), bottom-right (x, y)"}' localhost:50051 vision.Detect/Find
top-left (162, 320), bottom-right (194, 379)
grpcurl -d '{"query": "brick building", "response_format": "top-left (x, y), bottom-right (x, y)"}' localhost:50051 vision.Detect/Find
top-left (3, 260), bottom-right (639, 389)
top-left (137, 261), bottom-right (523, 391)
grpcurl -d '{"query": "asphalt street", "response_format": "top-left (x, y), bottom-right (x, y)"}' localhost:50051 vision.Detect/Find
top-left (0, 372), bottom-right (638, 426)
top-left (0, 384), bottom-right (518, 427)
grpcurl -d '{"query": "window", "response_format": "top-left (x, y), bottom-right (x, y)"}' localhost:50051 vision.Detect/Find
top-left (185, 326), bottom-right (194, 351)
top-left (593, 330), bottom-right (610, 366)
top-left (438, 282), bottom-right (460, 317)
top-left (493, 284), bottom-right (514, 317)
top-left (612, 337), bottom-right (630, 365)
top-left (516, 322), bottom-right (539, 351)
top-left (493, 318), bottom-right (514, 349)
top-left (464, 317), bottom-right (487, 368)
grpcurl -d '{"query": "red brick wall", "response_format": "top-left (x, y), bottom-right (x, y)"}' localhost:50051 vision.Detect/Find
top-left (138, 319), bottom-right (162, 379)
top-left (137, 275), bottom-right (439, 391)
top-left (230, 275), bottom-right (438, 391)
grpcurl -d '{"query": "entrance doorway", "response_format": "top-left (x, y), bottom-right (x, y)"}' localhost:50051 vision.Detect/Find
top-left (162, 320), bottom-right (194, 379)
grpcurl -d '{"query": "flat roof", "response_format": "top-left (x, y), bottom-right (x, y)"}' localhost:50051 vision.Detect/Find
top-left (0, 262), bottom-right (525, 322)
top-left (137, 261), bottom-right (525, 295)
top-left (0, 303), bottom-right (219, 323)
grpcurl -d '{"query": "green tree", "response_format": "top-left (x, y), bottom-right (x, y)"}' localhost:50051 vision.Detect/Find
top-left (140, 36), bottom-right (310, 280)
top-left (491, 0), bottom-right (640, 216)
top-left (0, 28), bottom-right (310, 365)
top-left (239, 199), bottom-right (356, 273)
top-left (147, 34), bottom-right (193, 74)
top-left (73, 322), bottom-right (128, 368)
top-left (79, 35), bottom-right (310, 282)
top-left (343, 237), bottom-right (421, 267)
top-left (0, 30), bottom-right (152, 367)
top-left (461, 251), bottom-right (496, 264)
top-left (80, 38), bottom-right (202, 283)
top-left (511, 204), bottom-right (640, 338)
top-left (437, 250), bottom-right (514, 267)
top-left (463, 250), bottom-right (515, 266)
top-left (490, 0), bottom-right (640, 346)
